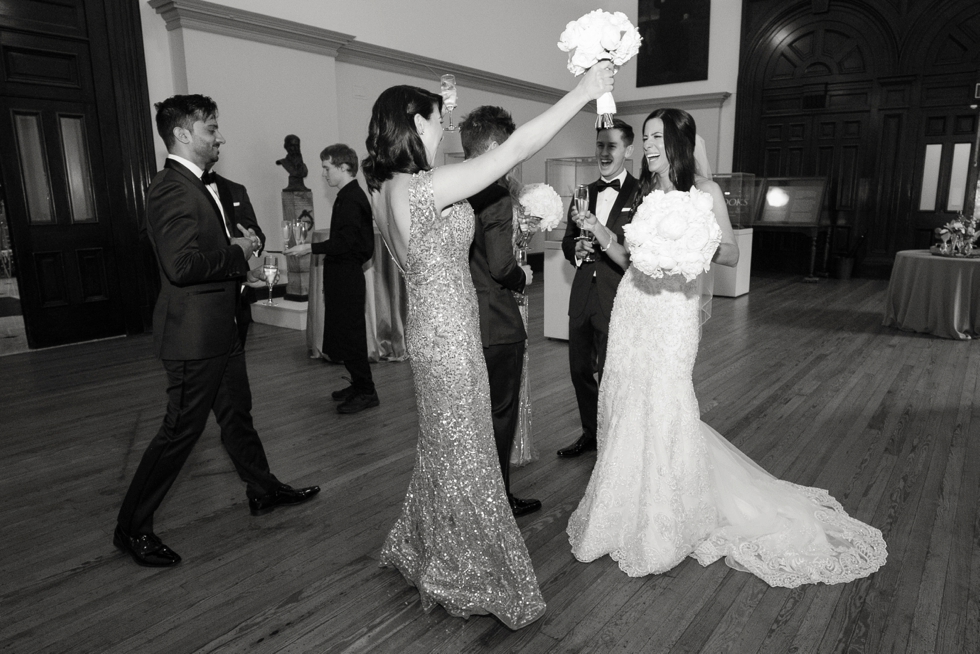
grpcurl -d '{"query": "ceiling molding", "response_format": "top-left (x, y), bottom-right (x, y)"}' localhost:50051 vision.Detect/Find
top-left (336, 41), bottom-right (567, 104)
top-left (617, 92), bottom-right (732, 114)
top-left (147, 0), bottom-right (355, 57)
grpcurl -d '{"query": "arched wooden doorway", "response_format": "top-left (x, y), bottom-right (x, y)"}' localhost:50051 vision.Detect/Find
top-left (735, 0), bottom-right (980, 274)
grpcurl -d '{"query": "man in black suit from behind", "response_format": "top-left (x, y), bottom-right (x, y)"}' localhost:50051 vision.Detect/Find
top-left (286, 144), bottom-right (378, 414)
top-left (460, 105), bottom-right (541, 517)
top-left (114, 94), bottom-right (319, 568)
top-left (557, 119), bottom-right (639, 458)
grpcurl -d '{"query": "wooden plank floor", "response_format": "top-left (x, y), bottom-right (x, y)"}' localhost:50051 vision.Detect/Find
top-left (1, 272), bottom-right (977, 654)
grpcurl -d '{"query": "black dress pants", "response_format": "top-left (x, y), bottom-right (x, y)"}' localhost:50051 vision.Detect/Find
top-left (567, 282), bottom-right (609, 442)
top-left (344, 356), bottom-right (376, 395)
top-left (117, 340), bottom-right (280, 535)
top-left (483, 340), bottom-right (525, 495)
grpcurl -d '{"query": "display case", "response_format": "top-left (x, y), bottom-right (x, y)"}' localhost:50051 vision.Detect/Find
top-left (711, 173), bottom-right (761, 297)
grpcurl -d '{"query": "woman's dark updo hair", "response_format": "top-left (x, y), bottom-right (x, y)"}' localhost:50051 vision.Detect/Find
top-left (363, 85), bottom-right (443, 192)
top-left (633, 108), bottom-right (699, 210)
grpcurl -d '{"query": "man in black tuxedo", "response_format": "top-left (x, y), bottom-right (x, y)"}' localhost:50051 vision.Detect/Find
top-left (114, 95), bottom-right (319, 568)
top-left (286, 144), bottom-right (378, 414)
top-left (460, 106), bottom-right (541, 517)
top-left (557, 118), bottom-right (639, 458)
top-left (213, 174), bottom-right (265, 345)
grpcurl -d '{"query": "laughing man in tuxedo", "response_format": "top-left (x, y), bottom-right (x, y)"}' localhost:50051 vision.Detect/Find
top-left (557, 119), bottom-right (639, 458)
top-left (114, 95), bottom-right (319, 567)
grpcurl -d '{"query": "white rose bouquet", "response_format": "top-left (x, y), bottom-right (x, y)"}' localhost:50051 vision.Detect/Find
top-left (623, 188), bottom-right (722, 281)
top-left (558, 10), bottom-right (642, 128)
top-left (517, 183), bottom-right (564, 239)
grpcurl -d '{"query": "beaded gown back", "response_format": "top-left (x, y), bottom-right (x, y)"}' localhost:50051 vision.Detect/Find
top-left (379, 170), bottom-right (546, 628)
top-left (567, 210), bottom-right (887, 586)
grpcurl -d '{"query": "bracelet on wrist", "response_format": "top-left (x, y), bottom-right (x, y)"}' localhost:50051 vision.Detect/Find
top-left (600, 237), bottom-right (612, 252)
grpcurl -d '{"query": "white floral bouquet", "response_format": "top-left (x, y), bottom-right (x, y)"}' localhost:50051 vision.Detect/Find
top-left (937, 213), bottom-right (979, 256)
top-left (623, 188), bottom-right (722, 281)
top-left (558, 10), bottom-right (642, 128)
top-left (517, 183), bottom-right (564, 236)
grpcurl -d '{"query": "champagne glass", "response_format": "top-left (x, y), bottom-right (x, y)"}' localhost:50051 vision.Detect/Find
top-left (281, 221), bottom-right (293, 250)
top-left (293, 221), bottom-right (307, 246)
top-left (440, 74), bottom-right (458, 131)
top-left (262, 255), bottom-right (278, 306)
top-left (574, 184), bottom-right (598, 263)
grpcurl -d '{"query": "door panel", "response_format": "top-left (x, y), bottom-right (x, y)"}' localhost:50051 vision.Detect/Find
top-left (0, 94), bottom-right (125, 346)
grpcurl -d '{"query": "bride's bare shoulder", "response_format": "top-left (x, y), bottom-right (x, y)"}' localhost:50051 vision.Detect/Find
top-left (694, 176), bottom-right (719, 194)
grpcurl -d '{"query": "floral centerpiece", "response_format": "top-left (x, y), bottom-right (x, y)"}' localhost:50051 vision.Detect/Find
top-left (936, 213), bottom-right (980, 257)
top-left (558, 10), bottom-right (642, 129)
top-left (623, 187), bottom-right (722, 281)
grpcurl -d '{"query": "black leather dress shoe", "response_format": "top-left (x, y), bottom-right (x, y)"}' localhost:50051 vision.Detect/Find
top-left (509, 495), bottom-right (542, 517)
top-left (337, 392), bottom-right (380, 414)
top-left (331, 385), bottom-right (355, 401)
top-left (249, 484), bottom-right (321, 516)
top-left (557, 434), bottom-right (597, 458)
top-left (113, 525), bottom-right (181, 567)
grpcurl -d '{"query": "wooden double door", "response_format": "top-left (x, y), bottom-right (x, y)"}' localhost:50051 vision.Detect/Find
top-left (0, 0), bottom-right (155, 348)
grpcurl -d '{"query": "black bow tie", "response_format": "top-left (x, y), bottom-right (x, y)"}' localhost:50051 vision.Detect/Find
top-left (200, 169), bottom-right (217, 185)
top-left (596, 178), bottom-right (621, 192)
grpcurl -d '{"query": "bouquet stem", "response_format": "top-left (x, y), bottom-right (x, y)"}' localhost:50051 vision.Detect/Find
top-left (596, 92), bottom-right (616, 129)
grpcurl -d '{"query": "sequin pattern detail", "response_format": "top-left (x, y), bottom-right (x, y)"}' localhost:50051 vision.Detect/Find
top-left (568, 250), bottom-right (886, 586)
top-left (379, 170), bottom-right (546, 628)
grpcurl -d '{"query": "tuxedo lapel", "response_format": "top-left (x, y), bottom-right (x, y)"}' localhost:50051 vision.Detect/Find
top-left (164, 159), bottom-right (228, 242)
top-left (588, 181), bottom-right (599, 214)
top-left (215, 176), bottom-right (238, 237)
top-left (606, 173), bottom-right (638, 232)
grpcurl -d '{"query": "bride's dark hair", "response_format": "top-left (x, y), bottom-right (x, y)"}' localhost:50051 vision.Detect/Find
top-left (632, 108), bottom-right (699, 212)
top-left (363, 85), bottom-right (443, 193)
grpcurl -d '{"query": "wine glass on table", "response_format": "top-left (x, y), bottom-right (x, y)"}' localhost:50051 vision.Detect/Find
top-left (440, 74), bottom-right (458, 131)
top-left (574, 184), bottom-right (598, 263)
top-left (262, 255), bottom-right (278, 306)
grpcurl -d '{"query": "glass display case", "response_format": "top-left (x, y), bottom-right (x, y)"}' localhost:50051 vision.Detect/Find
top-left (712, 173), bottom-right (761, 229)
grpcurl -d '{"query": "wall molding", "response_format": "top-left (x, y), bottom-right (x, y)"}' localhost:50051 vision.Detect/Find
top-left (617, 92), bottom-right (732, 114)
top-left (148, 0), bottom-right (566, 104)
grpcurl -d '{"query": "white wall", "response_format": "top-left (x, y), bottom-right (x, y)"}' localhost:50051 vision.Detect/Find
top-left (139, 0), bottom-right (743, 250)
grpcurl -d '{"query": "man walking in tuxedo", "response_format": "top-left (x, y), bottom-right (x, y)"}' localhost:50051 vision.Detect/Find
top-left (286, 144), bottom-right (378, 414)
top-left (460, 106), bottom-right (541, 517)
top-left (557, 118), bottom-right (639, 458)
top-left (114, 94), bottom-right (319, 568)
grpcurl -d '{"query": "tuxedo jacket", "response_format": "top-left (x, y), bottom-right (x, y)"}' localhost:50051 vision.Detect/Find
top-left (147, 159), bottom-right (251, 360)
top-left (468, 182), bottom-right (526, 348)
top-left (560, 173), bottom-right (640, 319)
top-left (214, 174), bottom-right (265, 339)
top-left (310, 179), bottom-right (374, 361)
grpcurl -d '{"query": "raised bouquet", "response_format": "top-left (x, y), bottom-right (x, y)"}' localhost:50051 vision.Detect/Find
top-left (517, 183), bottom-right (564, 243)
top-left (558, 10), bottom-right (642, 129)
top-left (623, 188), bottom-right (722, 281)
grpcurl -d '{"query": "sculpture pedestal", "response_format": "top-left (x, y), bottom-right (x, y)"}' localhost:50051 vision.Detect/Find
top-left (282, 190), bottom-right (314, 300)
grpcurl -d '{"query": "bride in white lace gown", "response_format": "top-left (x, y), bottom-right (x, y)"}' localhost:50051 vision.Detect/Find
top-left (566, 109), bottom-right (886, 586)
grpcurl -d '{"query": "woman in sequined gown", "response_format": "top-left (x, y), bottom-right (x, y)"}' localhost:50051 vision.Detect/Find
top-left (566, 109), bottom-right (887, 586)
top-left (361, 66), bottom-right (613, 629)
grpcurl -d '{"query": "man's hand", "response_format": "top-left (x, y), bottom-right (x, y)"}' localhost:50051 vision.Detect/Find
top-left (574, 238), bottom-right (594, 260)
top-left (232, 236), bottom-right (255, 261)
top-left (237, 223), bottom-right (262, 255)
top-left (521, 264), bottom-right (533, 286)
top-left (284, 243), bottom-right (312, 256)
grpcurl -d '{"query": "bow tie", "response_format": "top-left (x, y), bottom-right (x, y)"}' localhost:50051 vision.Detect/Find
top-left (200, 169), bottom-right (217, 185)
top-left (596, 178), bottom-right (621, 192)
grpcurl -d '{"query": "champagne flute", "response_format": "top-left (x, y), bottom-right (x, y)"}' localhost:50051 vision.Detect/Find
top-left (293, 221), bottom-right (307, 246)
top-left (574, 184), bottom-right (598, 263)
top-left (440, 74), bottom-right (458, 131)
top-left (281, 221), bottom-right (293, 250)
top-left (262, 255), bottom-right (278, 306)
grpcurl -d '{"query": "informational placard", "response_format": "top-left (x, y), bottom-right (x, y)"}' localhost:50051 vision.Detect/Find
top-left (757, 178), bottom-right (828, 225)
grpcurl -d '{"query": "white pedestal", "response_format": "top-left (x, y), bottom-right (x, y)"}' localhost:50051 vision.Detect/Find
top-left (712, 228), bottom-right (753, 298)
top-left (544, 242), bottom-right (574, 340)
top-left (250, 298), bottom-right (308, 331)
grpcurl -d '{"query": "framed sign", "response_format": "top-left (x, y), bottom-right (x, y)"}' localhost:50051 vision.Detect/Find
top-left (636, 0), bottom-right (711, 87)
top-left (757, 177), bottom-right (829, 226)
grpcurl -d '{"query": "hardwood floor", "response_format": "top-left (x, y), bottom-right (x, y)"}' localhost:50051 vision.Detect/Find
top-left (1, 272), bottom-right (976, 653)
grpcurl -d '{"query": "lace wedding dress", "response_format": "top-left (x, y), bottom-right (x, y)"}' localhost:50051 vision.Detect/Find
top-left (379, 170), bottom-right (546, 628)
top-left (567, 262), bottom-right (887, 587)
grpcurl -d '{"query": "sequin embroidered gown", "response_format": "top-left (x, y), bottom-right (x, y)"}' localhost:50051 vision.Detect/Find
top-left (379, 171), bottom-right (546, 628)
top-left (567, 229), bottom-right (887, 586)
